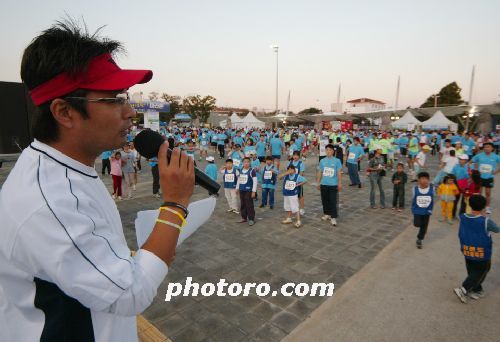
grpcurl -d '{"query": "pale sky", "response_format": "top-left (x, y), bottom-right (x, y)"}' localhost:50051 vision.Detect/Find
top-left (1, 0), bottom-right (499, 112)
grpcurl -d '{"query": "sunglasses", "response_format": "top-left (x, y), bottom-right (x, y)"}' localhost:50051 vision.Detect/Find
top-left (65, 92), bottom-right (130, 105)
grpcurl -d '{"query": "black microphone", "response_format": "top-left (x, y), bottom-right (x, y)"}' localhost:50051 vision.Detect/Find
top-left (134, 129), bottom-right (221, 195)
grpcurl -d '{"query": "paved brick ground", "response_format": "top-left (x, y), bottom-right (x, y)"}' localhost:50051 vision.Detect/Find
top-left (1, 150), bottom-right (438, 341)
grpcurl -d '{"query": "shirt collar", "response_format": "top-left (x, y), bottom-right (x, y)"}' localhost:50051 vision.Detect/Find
top-left (30, 140), bottom-right (98, 178)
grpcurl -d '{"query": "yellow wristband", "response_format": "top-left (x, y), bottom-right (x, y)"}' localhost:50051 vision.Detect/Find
top-left (159, 206), bottom-right (187, 227)
top-left (156, 219), bottom-right (183, 231)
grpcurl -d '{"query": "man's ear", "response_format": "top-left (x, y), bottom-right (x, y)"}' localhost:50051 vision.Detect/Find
top-left (50, 99), bottom-right (75, 129)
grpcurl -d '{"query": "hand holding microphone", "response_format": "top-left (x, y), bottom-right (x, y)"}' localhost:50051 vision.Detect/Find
top-left (134, 130), bottom-right (221, 197)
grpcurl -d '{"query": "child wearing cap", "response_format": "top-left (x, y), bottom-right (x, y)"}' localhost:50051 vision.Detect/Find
top-left (220, 159), bottom-right (240, 214)
top-left (287, 151), bottom-right (306, 215)
top-left (279, 164), bottom-right (307, 228)
top-left (412, 171), bottom-right (434, 249)
top-left (204, 156), bottom-right (218, 182)
top-left (411, 145), bottom-right (430, 182)
top-left (454, 195), bottom-right (499, 303)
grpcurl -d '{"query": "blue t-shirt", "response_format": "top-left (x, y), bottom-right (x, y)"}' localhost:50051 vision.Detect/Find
top-left (149, 157), bottom-right (158, 167)
top-left (318, 156), bottom-right (342, 186)
top-left (452, 164), bottom-right (469, 181)
top-left (288, 160), bottom-right (305, 174)
top-left (347, 145), bottom-right (364, 164)
top-left (101, 150), bottom-right (112, 160)
top-left (399, 136), bottom-right (409, 148)
top-left (270, 138), bottom-right (284, 156)
top-left (261, 165), bottom-right (278, 189)
top-left (233, 136), bottom-right (244, 147)
top-left (471, 152), bottom-right (499, 179)
top-left (256, 141), bottom-right (267, 157)
top-left (204, 163), bottom-right (218, 181)
top-left (217, 133), bottom-right (227, 145)
top-left (463, 139), bottom-right (475, 156)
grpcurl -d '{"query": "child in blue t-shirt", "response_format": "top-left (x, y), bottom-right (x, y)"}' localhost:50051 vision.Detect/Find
top-left (411, 171), bottom-right (434, 249)
top-left (454, 194), bottom-right (499, 303)
top-left (259, 156), bottom-right (278, 209)
top-left (204, 156), bottom-right (218, 182)
top-left (278, 164), bottom-right (307, 228)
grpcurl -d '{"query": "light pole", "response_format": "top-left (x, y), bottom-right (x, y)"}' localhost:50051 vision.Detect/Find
top-left (270, 45), bottom-right (279, 114)
top-left (432, 94), bottom-right (440, 107)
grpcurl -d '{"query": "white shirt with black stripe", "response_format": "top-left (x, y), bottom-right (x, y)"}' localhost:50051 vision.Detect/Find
top-left (0, 140), bottom-right (168, 342)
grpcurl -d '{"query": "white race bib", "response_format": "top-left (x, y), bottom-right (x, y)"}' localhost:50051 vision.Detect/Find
top-left (201, 140), bottom-right (207, 146)
top-left (348, 152), bottom-right (356, 160)
top-left (479, 164), bottom-right (492, 174)
top-left (416, 196), bottom-right (432, 208)
top-left (323, 167), bottom-right (335, 177)
top-left (224, 174), bottom-right (235, 183)
top-left (264, 170), bottom-right (273, 180)
top-left (233, 159), bottom-right (241, 167)
top-left (239, 174), bottom-right (248, 184)
top-left (285, 180), bottom-right (296, 190)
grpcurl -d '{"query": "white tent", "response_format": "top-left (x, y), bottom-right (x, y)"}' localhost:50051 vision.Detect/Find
top-left (421, 110), bottom-right (458, 132)
top-left (229, 112), bottom-right (242, 126)
top-left (391, 111), bottom-right (421, 129)
top-left (234, 112), bottom-right (265, 129)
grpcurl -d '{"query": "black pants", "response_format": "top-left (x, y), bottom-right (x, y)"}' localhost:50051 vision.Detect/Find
top-left (392, 185), bottom-right (405, 208)
top-left (452, 194), bottom-right (461, 218)
top-left (320, 185), bottom-right (338, 218)
top-left (101, 159), bottom-right (111, 175)
top-left (239, 191), bottom-right (255, 220)
top-left (413, 214), bottom-right (430, 240)
top-left (217, 144), bottom-right (225, 158)
top-left (151, 165), bottom-right (160, 194)
top-left (462, 259), bottom-right (491, 293)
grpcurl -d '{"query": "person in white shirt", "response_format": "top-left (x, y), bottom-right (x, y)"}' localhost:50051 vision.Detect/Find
top-left (0, 21), bottom-right (195, 342)
top-left (411, 145), bottom-right (431, 181)
top-left (433, 149), bottom-right (459, 186)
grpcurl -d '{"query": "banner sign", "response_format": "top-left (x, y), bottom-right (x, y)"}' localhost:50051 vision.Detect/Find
top-left (131, 101), bottom-right (170, 112)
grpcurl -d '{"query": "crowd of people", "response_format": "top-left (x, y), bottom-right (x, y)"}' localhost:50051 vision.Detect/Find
top-left (101, 125), bottom-right (500, 302)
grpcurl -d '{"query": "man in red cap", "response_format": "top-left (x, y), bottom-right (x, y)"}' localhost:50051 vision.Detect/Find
top-left (0, 21), bottom-right (194, 341)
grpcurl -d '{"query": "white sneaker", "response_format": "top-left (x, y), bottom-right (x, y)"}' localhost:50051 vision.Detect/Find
top-left (232, 209), bottom-right (240, 214)
top-left (295, 221), bottom-right (302, 228)
top-left (153, 193), bottom-right (161, 198)
top-left (330, 218), bottom-right (337, 226)
top-left (227, 208), bottom-right (233, 212)
top-left (282, 218), bottom-right (293, 224)
top-left (321, 214), bottom-right (331, 221)
top-left (453, 287), bottom-right (468, 303)
top-left (486, 207), bottom-right (492, 214)
top-left (132, 185), bottom-right (136, 191)
top-left (117, 196), bottom-right (122, 200)
top-left (299, 209), bottom-right (305, 215)
top-left (112, 194), bottom-right (116, 199)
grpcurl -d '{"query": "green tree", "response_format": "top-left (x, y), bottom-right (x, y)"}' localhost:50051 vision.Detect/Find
top-left (148, 91), bottom-right (159, 101)
top-left (160, 93), bottom-right (182, 115)
top-left (298, 107), bottom-right (322, 114)
top-left (182, 95), bottom-right (217, 123)
top-left (421, 82), bottom-right (464, 107)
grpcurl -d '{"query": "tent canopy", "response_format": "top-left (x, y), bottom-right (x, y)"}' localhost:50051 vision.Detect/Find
top-left (421, 110), bottom-right (458, 131)
top-left (232, 112), bottom-right (265, 129)
top-left (391, 111), bottom-right (421, 128)
top-left (229, 112), bottom-right (243, 123)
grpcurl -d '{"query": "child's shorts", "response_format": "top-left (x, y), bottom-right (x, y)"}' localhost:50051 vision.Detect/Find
top-left (284, 195), bottom-right (299, 213)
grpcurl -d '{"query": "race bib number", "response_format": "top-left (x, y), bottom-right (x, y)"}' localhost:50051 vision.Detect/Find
top-left (323, 167), bottom-right (335, 177)
top-left (224, 174), bottom-right (235, 183)
top-left (416, 196), bottom-right (432, 208)
top-left (239, 174), bottom-right (248, 184)
top-left (264, 171), bottom-right (273, 180)
top-left (201, 140), bottom-right (207, 146)
top-left (284, 180), bottom-right (296, 190)
top-left (479, 164), bottom-right (492, 174)
top-left (348, 152), bottom-right (356, 160)
top-left (233, 159), bottom-right (241, 167)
